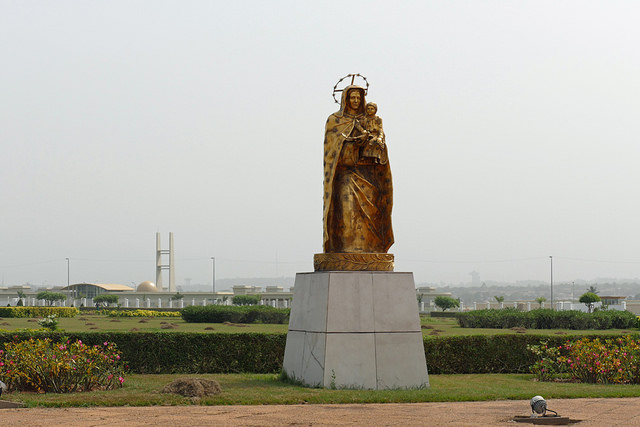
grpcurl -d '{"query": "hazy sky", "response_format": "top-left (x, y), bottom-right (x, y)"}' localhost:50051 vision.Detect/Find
top-left (3, 1), bottom-right (640, 289)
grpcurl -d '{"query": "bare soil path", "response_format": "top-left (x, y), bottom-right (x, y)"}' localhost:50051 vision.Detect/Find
top-left (3, 398), bottom-right (640, 426)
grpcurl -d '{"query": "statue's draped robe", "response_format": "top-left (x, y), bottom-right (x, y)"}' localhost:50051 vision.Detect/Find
top-left (323, 86), bottom-right (394, 254)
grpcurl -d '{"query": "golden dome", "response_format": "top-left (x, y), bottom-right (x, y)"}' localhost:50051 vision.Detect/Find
top-left (137, 281), bottom-right (158, 292)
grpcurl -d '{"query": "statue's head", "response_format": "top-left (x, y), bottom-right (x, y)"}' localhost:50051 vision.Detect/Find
top-left (341, 86), bottom-right (366, 115)
top-left (365, 102), bottom-right (377, 116)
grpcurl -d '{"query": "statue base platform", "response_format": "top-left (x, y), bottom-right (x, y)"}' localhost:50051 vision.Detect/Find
top-left (313, 253), bottom-right (394, 271)
top-left (282, 271), bottom-right (429, 389)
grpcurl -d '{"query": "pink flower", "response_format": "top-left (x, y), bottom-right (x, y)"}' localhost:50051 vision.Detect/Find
top-left (104, 342), bottom-right (108, 346)
top-left (118, 377), bottom-right (125, 384)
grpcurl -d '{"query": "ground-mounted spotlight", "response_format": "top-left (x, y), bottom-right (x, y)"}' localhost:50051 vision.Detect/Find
top-left (530, 395), bottom-right (547, 417)
top-left (514, 395), bottom-right (575, 424)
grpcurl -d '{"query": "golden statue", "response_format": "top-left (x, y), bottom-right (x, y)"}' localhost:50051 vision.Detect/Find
top-left (314, 75), bottom-right (394, 271)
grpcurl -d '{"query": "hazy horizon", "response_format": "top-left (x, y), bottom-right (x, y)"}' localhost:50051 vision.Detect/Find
top-left (3, 1), bottom-right (640, 288)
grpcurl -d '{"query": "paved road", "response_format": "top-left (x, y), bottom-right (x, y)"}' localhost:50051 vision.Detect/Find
top-left (2, 398), bottom-right (639, 426)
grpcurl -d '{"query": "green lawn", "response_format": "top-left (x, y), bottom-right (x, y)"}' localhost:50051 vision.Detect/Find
top-left (0, 314), bottom-right (288, 334)
top-left (7, 373), bottom-right (640, 408)
top-left (0, 314), bottom-right (635, 337)
top-left (2, 313), bottom-right (640, 407)
top-left (420, 316), bottom-right (638, 337)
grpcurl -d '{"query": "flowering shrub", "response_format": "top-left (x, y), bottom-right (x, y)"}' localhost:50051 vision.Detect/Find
top-left (529, 335), bottom-right (640, 384)
top-left (559, 336), bottom-right (640, 384)
top-left (527, 341), bottom-right (568, 381)
top-left (37, 314), bottom-right (58, 331)
top-left (0, 338), bottom-right (126, 393)
top-left (105, 309), bottom-right (181, 318)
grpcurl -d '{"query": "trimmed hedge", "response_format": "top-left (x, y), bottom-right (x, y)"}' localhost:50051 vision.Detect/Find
top-left (457, 308), bottom-right (638, 330)
top-left (429, 312), bottom-right (459, 318)
top-left (0, 307), bottom-right (79, 318)
top-left (0, 332), bottom-right (286, 374)
top-left (424, 334), bottom-right (586, 374)
top-left (232, 295), bottom-right (261, 306)
top-left (181, 305), bottom-right (290, 324)
top-left (0, 331), bottom-right (628, 375)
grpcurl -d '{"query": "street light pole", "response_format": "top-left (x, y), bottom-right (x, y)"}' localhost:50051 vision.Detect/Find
top-left (211, 257), bottom-right (216, 305)
top-left (549, 256), bottom-right (553, 310)
top-left (66, 257), bottom-right (70, 303)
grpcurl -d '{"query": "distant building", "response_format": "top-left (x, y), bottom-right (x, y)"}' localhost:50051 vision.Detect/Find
top-left (63, 283), bottom-right (135, 299)
top-left (599, 295), bottom-right (627, 306)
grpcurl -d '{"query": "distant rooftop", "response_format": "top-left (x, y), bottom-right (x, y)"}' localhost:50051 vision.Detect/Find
top-left (62, 283), bottom-right (135, 292)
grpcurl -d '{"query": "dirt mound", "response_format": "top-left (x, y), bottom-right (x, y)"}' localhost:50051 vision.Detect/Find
top-left (160, 378), bottom-right (222, 398)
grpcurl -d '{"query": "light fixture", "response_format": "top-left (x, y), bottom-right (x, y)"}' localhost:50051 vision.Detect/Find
top-left (530, 395), bottom-right (558, 418)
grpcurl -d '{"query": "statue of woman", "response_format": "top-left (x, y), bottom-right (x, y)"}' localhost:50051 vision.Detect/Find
top-left (322, 85), bottom-right (394, 254)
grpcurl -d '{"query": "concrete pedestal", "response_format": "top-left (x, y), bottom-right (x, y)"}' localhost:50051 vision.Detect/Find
top-left (282, 271), bottom-right (429, 389)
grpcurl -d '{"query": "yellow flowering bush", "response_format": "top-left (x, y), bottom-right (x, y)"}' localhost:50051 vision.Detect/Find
top-left (0, 337), bottom-right (126, 393)
top-left (105, 309), bottom-right (181, 318)
top-left (0, 307), bottom-right (78, 318)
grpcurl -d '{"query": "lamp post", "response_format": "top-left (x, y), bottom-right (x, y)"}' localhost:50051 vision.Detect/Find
top-left (66, 257), bottom-right (70, 303)
top-left (211, 257), bottom-right (216, 305)
top-left (549, 256), bottom-right (553, 310)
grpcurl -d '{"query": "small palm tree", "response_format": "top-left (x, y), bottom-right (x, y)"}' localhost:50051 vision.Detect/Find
top-left (16, 290), bottom-right (26, 306)
top-left (535, 297), bottom-right (546, 308)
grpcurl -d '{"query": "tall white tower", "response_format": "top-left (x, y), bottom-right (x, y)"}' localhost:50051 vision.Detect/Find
top-left (156, 232), bottom-right (176, 292)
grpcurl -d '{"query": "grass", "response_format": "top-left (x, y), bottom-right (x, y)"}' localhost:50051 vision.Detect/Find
top-left (6, 373), bottom-right (640, 408)
top-left (1, 314), bottom-right (635, 337)
top-left (0, 315), bottom-right (288, 334)
top-left (1, 313), bottom-right (640, 407)
top-left (419, 316), bottom-right (638, 337)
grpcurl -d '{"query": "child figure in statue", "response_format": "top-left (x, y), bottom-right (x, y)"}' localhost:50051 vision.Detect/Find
top-left (359, 102), bottom-right (387, 164)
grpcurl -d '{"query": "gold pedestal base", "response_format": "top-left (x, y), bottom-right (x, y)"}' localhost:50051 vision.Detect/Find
top-left (313, 253), bottom-right (394, 271)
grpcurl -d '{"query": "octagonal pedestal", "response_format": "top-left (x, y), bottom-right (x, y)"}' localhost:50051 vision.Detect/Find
top-left (282, 271), bottom-right (429, 389)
